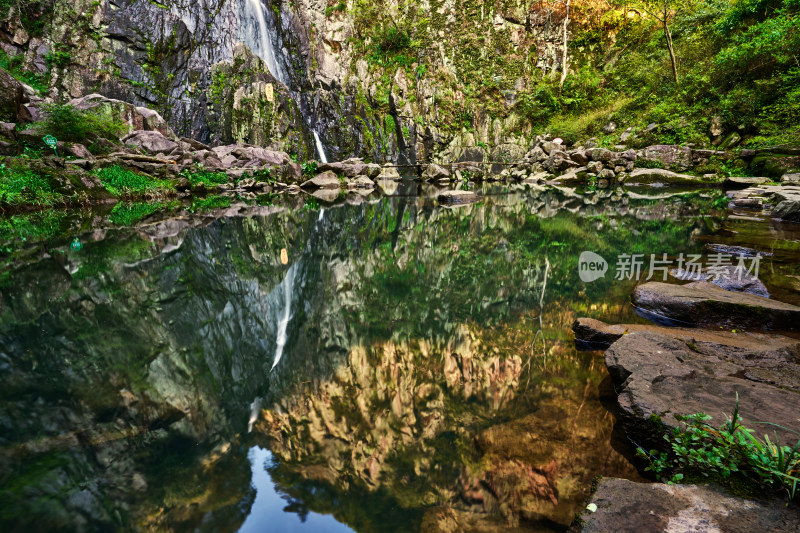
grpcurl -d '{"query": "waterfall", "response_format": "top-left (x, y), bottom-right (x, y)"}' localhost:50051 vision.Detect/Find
top-left (240, 0), bottom-right (329, 163)
top-left (313, 131), bottom-right (328, 163)
top-left (241, 0), bottom-right (287, 85)
top-left (270, 263), bottom-right (297, 371)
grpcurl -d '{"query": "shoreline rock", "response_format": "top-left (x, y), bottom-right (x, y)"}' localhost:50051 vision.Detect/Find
top-left (632, 281), bottom-right (800, 330)
top-left (575, 478), bottom-right (800, 532)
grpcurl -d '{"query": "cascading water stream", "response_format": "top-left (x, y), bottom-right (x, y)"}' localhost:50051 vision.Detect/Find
top-left (240, 0), bottom-right (329, 163)
top-left (313, 131), bottom-right (328, 163)
top-left (270, 262), bottom-right (297, 371)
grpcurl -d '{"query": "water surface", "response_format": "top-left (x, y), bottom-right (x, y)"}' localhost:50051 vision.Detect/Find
top-left (4, 184), bottom-right (794, 532)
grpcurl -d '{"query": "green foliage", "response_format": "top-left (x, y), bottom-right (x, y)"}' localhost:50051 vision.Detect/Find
top-left (0, 162), bottom-right (59, 206)
top-left (109, 201), bottom-right (170, 225)
top-left (301, 161), bottom-right (317, 176)
top-left (179, 166), bottom-right (228, 186)
top-left (251, 168), bottom-right (275, 184)
top-left (0, 50), bottom-right (47, 94)
top-left (324, 1), bottom-right (345, 16)
top-left (34, 104), bottom-right (126, 145)
top-left (189, 195), bottom-right (230, 213)
top-left (637, 398), bottom-right (800, 501)
top-left (93, 165), bottom-right (169, 197)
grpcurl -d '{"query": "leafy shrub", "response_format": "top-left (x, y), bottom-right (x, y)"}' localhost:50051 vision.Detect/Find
top-left (0, 163), bottom-right (59, 206)
top-left (93, 165), bottom-right (169, 197)
top-left (35, 104), bottom-right (126, 144)
top-left (301, 161), bottom-right (317, 176)
top-left (637, 398), bottom-right (800, 501)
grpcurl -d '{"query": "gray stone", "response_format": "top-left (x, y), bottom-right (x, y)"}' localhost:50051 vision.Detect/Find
top-left (627, 168), bottom-right (699, 184)
top-left (782, 172), bottom-right (800, 184)
top-left (632, 281), bottom-right (800, 330)
top-left (723, 176), bottom-right (771, 188)
top-left (640, 144), bottom-right (692, 170)
top-left (604, 331), bottom-right (800, 446)
top-left (577, 478), bottom-right (800, 533)
top-left (301, 170), bottom-right (340, 189)
top-left (121, 130), bottom-right (179, 155)
top-left (423, 164), bottom-right (451, 181)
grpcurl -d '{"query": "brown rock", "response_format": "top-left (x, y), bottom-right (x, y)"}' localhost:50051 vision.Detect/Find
top-left (577, 478), bottom-right (800, 533)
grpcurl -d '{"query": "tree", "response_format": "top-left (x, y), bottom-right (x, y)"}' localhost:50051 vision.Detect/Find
top-left (629, 0), bottom-right (682, 85)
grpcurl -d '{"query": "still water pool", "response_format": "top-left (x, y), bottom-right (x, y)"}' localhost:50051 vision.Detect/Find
top-left (2, 184), bottom-right (797, 532)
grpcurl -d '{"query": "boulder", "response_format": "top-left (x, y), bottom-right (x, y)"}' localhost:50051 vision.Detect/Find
top-left (627, 168), bottom-right (700, 185)
top-left (423, 164), bottom-right (451, 181)
top-left (782, 172), bottom-right (800, 184)
top-left (632, 281), bottom-right (800, 330)
top-left (639, 145), bottom-right (692, 170)
top-left (121, 130), bottom-right (179, 155)
top-left (0, 67), bottom-right (29, 123)
top-left (65, 143), bottom-right (93, 160)
top-left (438, 190), bottom-right (478, 205)
top-left (576, 478), bottom-right (800, 533)
top-left (301, 170), bottom-right (340, 189)
top-left (586, 148), bottom-right (613, 162)
top-left (604, 331), bottom-right (800, 445)
top-left (347, 176), bottom-right (375, 189)
top-left (772, 200), bottom-right (800, 222)
top-left (378, 165), bottom-right (401, 181)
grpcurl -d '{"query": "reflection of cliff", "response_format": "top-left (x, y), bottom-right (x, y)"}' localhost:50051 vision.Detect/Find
top-left (256, 318), bottom-right (640, 530)
top-left (0, 188), bottom-right (721, 531)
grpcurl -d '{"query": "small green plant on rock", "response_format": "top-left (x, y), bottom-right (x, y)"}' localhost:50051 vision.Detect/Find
top-left (636, 397), bottom-right (800, 501)
top-left (301, 161), bottom-right (317, 176)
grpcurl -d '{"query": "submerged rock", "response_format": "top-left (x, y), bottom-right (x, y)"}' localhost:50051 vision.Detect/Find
top-left (670, 264), bottom-right (770, 298)
top-left (572, 317), bottom-right (795, 352)
top-left (576, 478), bottom-right (800, 533)
top-left (632, 281), bottom-right (800, 330)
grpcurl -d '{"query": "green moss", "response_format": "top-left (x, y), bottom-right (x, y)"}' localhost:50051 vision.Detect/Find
top-left (93, 166), bottom-right (170, 197)
top-left (0, 162), bottom-right (61, 206)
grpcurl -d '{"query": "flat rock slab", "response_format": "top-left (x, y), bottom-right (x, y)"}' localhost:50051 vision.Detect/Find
top-left (576, 478), bottom-right (800, 533)
top-left (627, 168), bottom-right (700, 184)
top-left (573, 317), bottom-right (798, 353)
top-left (633, 281), bottom-right (800, 330)
top-left (723, 176), bottom-right (771, 189)
top-left (438, 190), bottom-right (478, 205)
top-left (605, 331), bottom-right (800, 444)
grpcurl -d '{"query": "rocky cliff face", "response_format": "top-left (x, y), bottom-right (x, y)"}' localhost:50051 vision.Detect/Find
top-left (0, 0), bottom-right (569, 163)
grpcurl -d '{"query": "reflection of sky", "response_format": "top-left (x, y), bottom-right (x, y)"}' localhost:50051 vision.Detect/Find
top-left (238, 447), bottom-right (353, 533)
